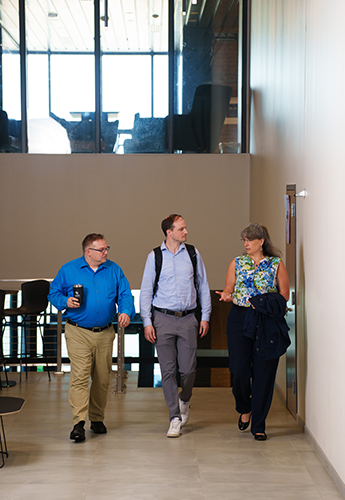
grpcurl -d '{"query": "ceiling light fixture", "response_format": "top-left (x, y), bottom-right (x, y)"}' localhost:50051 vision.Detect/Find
top-left (192, 0), bottom-right (198, 4)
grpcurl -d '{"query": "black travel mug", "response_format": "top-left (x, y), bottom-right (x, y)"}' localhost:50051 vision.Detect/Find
top-left (73, 284), bottom-right (83, 305)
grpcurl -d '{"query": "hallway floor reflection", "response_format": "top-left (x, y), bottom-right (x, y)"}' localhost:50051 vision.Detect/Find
top-left (0, 372), bottom-right (342, 499)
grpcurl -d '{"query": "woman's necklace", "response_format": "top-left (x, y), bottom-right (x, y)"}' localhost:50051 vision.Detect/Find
top-left (252, 254), bottom-right (264, 270)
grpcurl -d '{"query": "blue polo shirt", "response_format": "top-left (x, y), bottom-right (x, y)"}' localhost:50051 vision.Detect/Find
top-left (48, 255), bottom-right (135, 328)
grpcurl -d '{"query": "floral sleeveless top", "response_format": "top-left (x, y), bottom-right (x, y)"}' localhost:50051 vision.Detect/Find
top-left (232, 255), bottom-right (281, 307)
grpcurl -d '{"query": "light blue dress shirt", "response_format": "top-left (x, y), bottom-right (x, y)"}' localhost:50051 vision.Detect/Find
top-left (140, 242), bottom-right (211, 328)
top-left (48, 255), bottom-right (135, 328)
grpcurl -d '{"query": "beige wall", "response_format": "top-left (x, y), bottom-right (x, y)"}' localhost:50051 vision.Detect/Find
top-left (250, 0), bottom-right (345, 487)
top-left (0, 153), bottom-right (250, 290)
top-left (250, 0), bottom-right (306, 405)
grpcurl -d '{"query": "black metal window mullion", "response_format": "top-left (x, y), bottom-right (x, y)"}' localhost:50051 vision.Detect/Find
top-left (94, 0), bottom-right (101, 154)
top-left (151, 53), bottom-right (154, 117)
top-left (167, 0), bottom-right (174, 153)
top-left (19, 0), bottom-right (28, 153)
top-left (240, 0), bottom-right (250, 154)
top-left (48, 50), bottom-right (51, 116)
top-left (0, 23), bottom-right (3, 107)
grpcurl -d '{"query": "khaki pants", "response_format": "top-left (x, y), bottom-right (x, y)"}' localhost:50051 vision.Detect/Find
top-left (65, 322), bottom-right (115, 425)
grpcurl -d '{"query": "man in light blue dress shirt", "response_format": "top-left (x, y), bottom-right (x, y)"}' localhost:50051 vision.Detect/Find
top-left (140, 215), bottom-right (211, 437)
top-left (49, 233), bottom-right (135, 442)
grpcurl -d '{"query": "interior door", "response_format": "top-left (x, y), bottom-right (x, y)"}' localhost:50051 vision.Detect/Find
top-left (285, 184), bottom-right (297, 418)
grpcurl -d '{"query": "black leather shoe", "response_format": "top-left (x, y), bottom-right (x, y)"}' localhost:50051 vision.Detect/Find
top-left (70, 420), bottom-right (85, 442)
top-left (91, 421), bottom-right (107, 434)
top-left (254, 432), bottom-right (267, 441)
top-left (238, 413), bottom-right (251, 431)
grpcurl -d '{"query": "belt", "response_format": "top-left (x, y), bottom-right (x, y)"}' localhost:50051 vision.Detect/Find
top-left (153, 306), bottom-right (195, 317)
top-left (66, 319), bottom-right (112, 332)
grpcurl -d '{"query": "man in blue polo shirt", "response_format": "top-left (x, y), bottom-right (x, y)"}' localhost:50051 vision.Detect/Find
top-left (140, 215), bottom-right (211, 438)
top-left (49, 233), bottom-right (135, 442)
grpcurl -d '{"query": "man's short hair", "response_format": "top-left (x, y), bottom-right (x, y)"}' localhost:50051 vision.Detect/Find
top-left (161, 214), bottom-right (182, 236)
top-left (82, 233), bottom-right (105, 253)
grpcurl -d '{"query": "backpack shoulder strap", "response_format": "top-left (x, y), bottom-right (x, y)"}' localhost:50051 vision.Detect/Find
top-left (185, 243), bottom-right (198, 291)
top-left (153, 246), bottom-right (162, 297)
top-left (153, 244), bottom-right (198, 298)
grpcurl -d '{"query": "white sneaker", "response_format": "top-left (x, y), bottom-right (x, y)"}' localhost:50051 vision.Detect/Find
top-left (179, 399), bottom-right (190, 427)
top-left (167, 417), bottom-right (182, 438)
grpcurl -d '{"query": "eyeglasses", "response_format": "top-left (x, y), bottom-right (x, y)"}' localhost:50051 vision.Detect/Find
top-left (88, 246), bottom-right (110, 254)
top-left (240, 238), bottom-right (253, 243)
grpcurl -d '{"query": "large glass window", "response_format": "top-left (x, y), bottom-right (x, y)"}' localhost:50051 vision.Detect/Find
top-left (153, 55), bottom-right (169, 117)
top-left (0, 0), bottom-right (245, 155)
top-left (50, 54), bottom-right (95, 153)
top-left (0, 1), bottom-right (21, 151)
top-left (100, 1), bottom-right (168, 154)
top-left (25, 0), bottom-right (95, 153)
top-left (172, 0), bottom-right (240, 153)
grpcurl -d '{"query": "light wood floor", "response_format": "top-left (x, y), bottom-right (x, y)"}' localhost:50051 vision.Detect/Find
top-left (0, 371), bottom-right (342, 500)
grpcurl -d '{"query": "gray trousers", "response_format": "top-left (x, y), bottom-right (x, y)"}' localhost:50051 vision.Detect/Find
top-left (153, 310), bottom-right (198, 421)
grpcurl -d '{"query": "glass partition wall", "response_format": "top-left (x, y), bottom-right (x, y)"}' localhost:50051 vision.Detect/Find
top-left (0, 0), bottom-right (21, 151)
top-left (0, 0), bottom-right (246, 154)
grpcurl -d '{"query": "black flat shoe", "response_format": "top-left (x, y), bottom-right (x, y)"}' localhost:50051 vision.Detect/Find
top-left (70, 420), bottom-right (86, 442)
top-left (254, 432), bottom-right (267, 441)
top-left (238, 413), bottom-right (251, 431)
top-left (91, 421), bottom-right (107, 434)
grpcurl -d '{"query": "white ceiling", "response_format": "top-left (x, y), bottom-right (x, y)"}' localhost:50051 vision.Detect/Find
top-left (0, 0), bottom-right (237, 53)
top-left (1, 0), bottom-right (169, 52)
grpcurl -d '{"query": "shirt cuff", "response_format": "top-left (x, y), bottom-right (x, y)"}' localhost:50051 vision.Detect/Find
top-left (201, 314), bottom-right (210, 322)
top-left (142, 317), bottom-right (152, 328)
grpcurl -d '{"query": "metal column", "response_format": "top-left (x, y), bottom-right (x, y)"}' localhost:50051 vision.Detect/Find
top-left (54, 311), bottom-right (63, 375)
top-left (114, 324), bottom-right (126, 394)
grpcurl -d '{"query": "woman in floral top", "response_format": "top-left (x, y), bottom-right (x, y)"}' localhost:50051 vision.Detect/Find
top-left (216, 222), bottom-right (289, 440)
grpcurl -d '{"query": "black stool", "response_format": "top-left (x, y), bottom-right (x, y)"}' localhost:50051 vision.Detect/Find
top-left (0, 290), bottom-right (15, 389)
top-left (4, 280), bottom-right (51, 381)
top-left (0, 396), bottom-right (25, 467)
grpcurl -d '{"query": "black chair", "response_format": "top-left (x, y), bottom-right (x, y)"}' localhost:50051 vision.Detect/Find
top-left (4, 280), bottom-right (51, 381)
top-left (123, 113), bottom-right (167, 153)
top-left (0, 108), bottom-right (10, 151)
top-left (0, 290), bottom-right (13, 390)
top-left (0, 396), bottom-right (25, 468)
top-left (173, 84), bottom-right (232, 153)
top-left (50, 112), bottom-right (119, 153)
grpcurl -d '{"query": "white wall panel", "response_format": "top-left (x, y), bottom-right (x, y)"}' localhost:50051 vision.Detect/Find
top-left (250, 0), bottom-right (345, 486)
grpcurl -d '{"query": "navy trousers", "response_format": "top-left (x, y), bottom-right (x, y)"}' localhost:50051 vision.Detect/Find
top-left (226, 304), bottom-right (279, 435)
